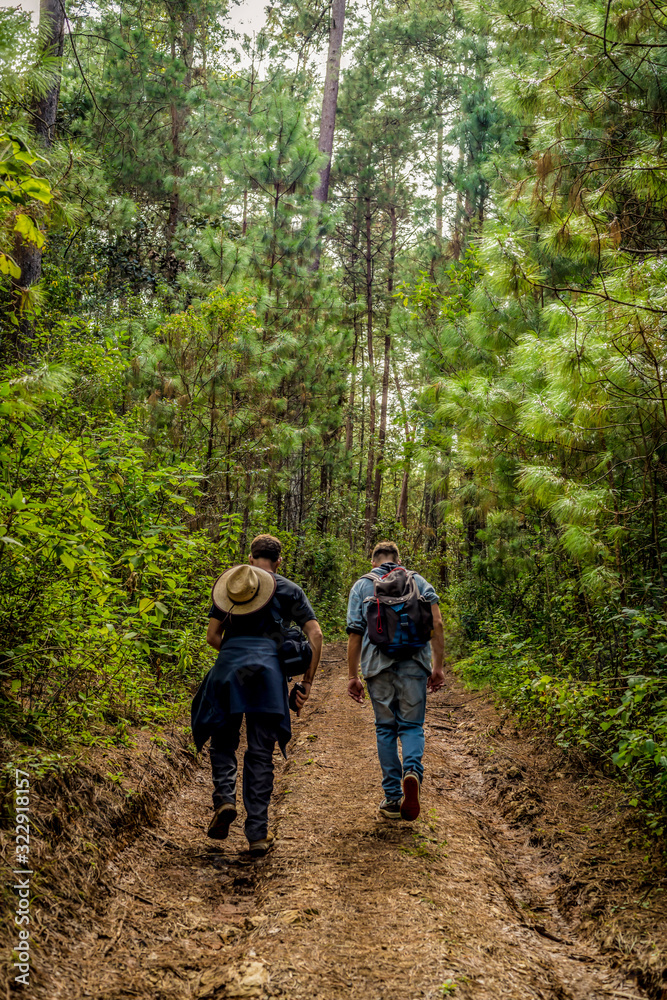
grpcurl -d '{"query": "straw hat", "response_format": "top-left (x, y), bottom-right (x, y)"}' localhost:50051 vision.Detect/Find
top-left (211, 564), bottom-right (276, 616)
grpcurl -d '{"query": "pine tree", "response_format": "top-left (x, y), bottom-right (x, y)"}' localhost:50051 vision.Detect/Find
top-left (11, 0), bottom-right (65, 343)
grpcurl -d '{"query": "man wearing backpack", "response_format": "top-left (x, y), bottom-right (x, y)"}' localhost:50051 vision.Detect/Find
top-left (346, 541), bottom-right (445, 821)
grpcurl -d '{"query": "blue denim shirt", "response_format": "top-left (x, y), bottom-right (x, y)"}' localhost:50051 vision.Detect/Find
top-left (346, 562), bottom-right (439, 679)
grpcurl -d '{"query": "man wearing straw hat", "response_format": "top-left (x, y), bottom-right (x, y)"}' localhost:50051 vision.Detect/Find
top-left (191, 534), bottom-right (322, 857)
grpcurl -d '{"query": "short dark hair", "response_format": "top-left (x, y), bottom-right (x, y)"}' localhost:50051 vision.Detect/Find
top-left (250, 534), bottom-right (282, 562)
top-left (372, 540), bottom-right (400, 563)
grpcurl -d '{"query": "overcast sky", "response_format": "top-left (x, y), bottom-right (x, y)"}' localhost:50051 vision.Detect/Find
top-left (227, 0), bottom-right (270, 36)
top-left (1, 0), bottom-right (39, 22)
top-left (0, 0), bottom-right (270, 32)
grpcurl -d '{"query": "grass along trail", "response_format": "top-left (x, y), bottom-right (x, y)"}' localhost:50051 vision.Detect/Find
top-left (40, 644), bottom-right (662, 1000)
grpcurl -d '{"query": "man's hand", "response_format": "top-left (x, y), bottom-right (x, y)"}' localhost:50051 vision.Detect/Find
top-left (295, 681), bottom-right (311, 717)
top-left (302, 620), bottom-right (323, 686)
top-left (428, 604), bottom-right (445, 694)
top-left (427, 667), bottom-right (445, 693)
top-left (348, 676), bottom-right (365, 703)
top-left (206, 618), bottom-right (224, 651)
top-left (347, 633), bottom-right (364, 703)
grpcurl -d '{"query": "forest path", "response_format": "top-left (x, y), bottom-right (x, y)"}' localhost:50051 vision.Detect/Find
top-left (46, 645), bottom-right (648, 1000)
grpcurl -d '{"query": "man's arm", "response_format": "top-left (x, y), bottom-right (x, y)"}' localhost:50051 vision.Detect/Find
top-left (428, 603), bottom-right (445, 693)
top-left (294, 618), bottom-right (323, 715)
top-left (345, 578), bottom-right (367, 703)
top-left (206, 618), bottom-right (224, 651)
top-left (347, 632), bottom-right (365, 702)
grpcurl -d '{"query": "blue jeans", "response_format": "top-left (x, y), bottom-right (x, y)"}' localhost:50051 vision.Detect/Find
top-left (366, 663), bottom-right (428, 801)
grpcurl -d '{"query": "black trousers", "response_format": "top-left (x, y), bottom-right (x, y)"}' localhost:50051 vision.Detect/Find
top-left (209, 712), bottom-right (281, 843)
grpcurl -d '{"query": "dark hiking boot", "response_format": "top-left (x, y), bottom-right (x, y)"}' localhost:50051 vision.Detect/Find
top-left (400, 772), bottom-right (421, 821)
top-left (379, 798), bottom-right (401, 820)
top-left (249, 830), bottom-right (275, 858)
top-left (207, 802), bottom-right (237, 840)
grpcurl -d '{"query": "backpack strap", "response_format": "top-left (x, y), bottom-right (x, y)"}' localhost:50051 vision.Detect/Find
top-left (359, 573), bottom-right (379, 610)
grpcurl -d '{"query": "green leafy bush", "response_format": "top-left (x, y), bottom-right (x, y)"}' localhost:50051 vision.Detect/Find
top-left (0, 357), bottom-right (220, 748)
top-left (456, 617), bottom-right (667, 837)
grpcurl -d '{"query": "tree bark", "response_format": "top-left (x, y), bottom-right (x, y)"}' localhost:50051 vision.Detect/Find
top-left (452, 125), bottom-right (465, 260)
top-left (363, 194), bottom-right (376, 550)
top-left (355, 334), bottom-right (366, 548)
top-left (397, 470), bottom-right (409, 527)
top-left (11, 0), bottom-right (66, 351)
top-left (313, 0), bottom-right (346, 206)
top-left (345, 321), bottom-right (358, 454)
top-left (393, 365), bottom-right (412, 528)
top-left (166, 11), bottom-right (196, 249)
top-left (345, 196), bottom-right (362, 462)
top-left (371, 203), bottom-right (396, 525)
top-left (371, 330), bottom-right (390, 525)
top-left (438, 476), bottom-right (449, 588)
top-left (435, 108), bottom-right (444, 241)
top-left (463, 469), bottom-right (483, 569)
top-left (241, 57), bottom-right (257, 238)
top-left (32, 0), bottom-right (66, 143)
top-left (311, 0), bottom-right (346, 271)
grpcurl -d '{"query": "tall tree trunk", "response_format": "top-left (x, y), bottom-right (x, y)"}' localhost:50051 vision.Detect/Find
top-left (452, 127), bottom-right (465, 260)
top-left (313, 0), bottom-right (346, 206)
top-left (397, 470), bottom-right (409, 527)
top-left (345, 196), bottom-right (362, 463)
top-left (11, 0), bottom-right (65, 350)
top-left (354, 335), bottom-right (366, 550)
top-left (205, 381), bottom-right (216, 480)
top-left (371, 203), bottom-right (396, 524)
top-left (438, 475), bottom-right (449, 588)
top-left (317, 432), bottom-right (335, 533)
top-left (463, 469), bottom-right (482, 569)
top-left (240, 469), bottom-right (252, 556)
top-left (393, 365), bottom-right (412, 528)
top-left (242, 57), bottom-right (257, 238)
top-left (298, 439), bottom-right (306, 530)
top-left (166, 11), bottom-right (196, 249)
top-left (32, 0), bottom-right (66, 145)
top-left (363, 194), bottom-right (376, 550)
top-left (421, 480), bottom-right (430, 539)
top-left (435, 108), bottom-right (444, 241)
top-left (345, 321), bottom-right (358, 454)
top-left (371, 330), bottom-right (390, 525)
top-left (312, 0), bottom-right (346, 270)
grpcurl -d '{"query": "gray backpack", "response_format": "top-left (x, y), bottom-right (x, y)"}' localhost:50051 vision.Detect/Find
top-left (361, 567), bottom-right (433, 660)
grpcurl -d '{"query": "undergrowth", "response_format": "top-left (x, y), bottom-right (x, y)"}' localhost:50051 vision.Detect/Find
top-left (455, 613), bottom-right (667, 839)
top-left (0, 344), bottom-right (363, 778)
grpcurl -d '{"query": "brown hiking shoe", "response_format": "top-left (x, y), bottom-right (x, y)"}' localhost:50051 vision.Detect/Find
top-left (400, 772), bottom-right (421, 821)
top-left (248, 830), bottom-right (275, 858)
top-left (207, 802), bottom-right (237, 840)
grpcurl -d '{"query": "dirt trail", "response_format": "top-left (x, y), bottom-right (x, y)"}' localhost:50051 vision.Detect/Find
top-left (43, 645), bottom-right (656, 1000)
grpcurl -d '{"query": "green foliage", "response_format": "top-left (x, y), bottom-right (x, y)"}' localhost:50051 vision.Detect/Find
top-left (456, 620), bottom-right (667, 834)
top-left (291, 532), bottom-right (368, 639)
top-left (0, 131), bottom-right (52, 287)
top-left (0, 340), bottom-right (221, 747)
top-left (394, 0), bottom-right (667, 843)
